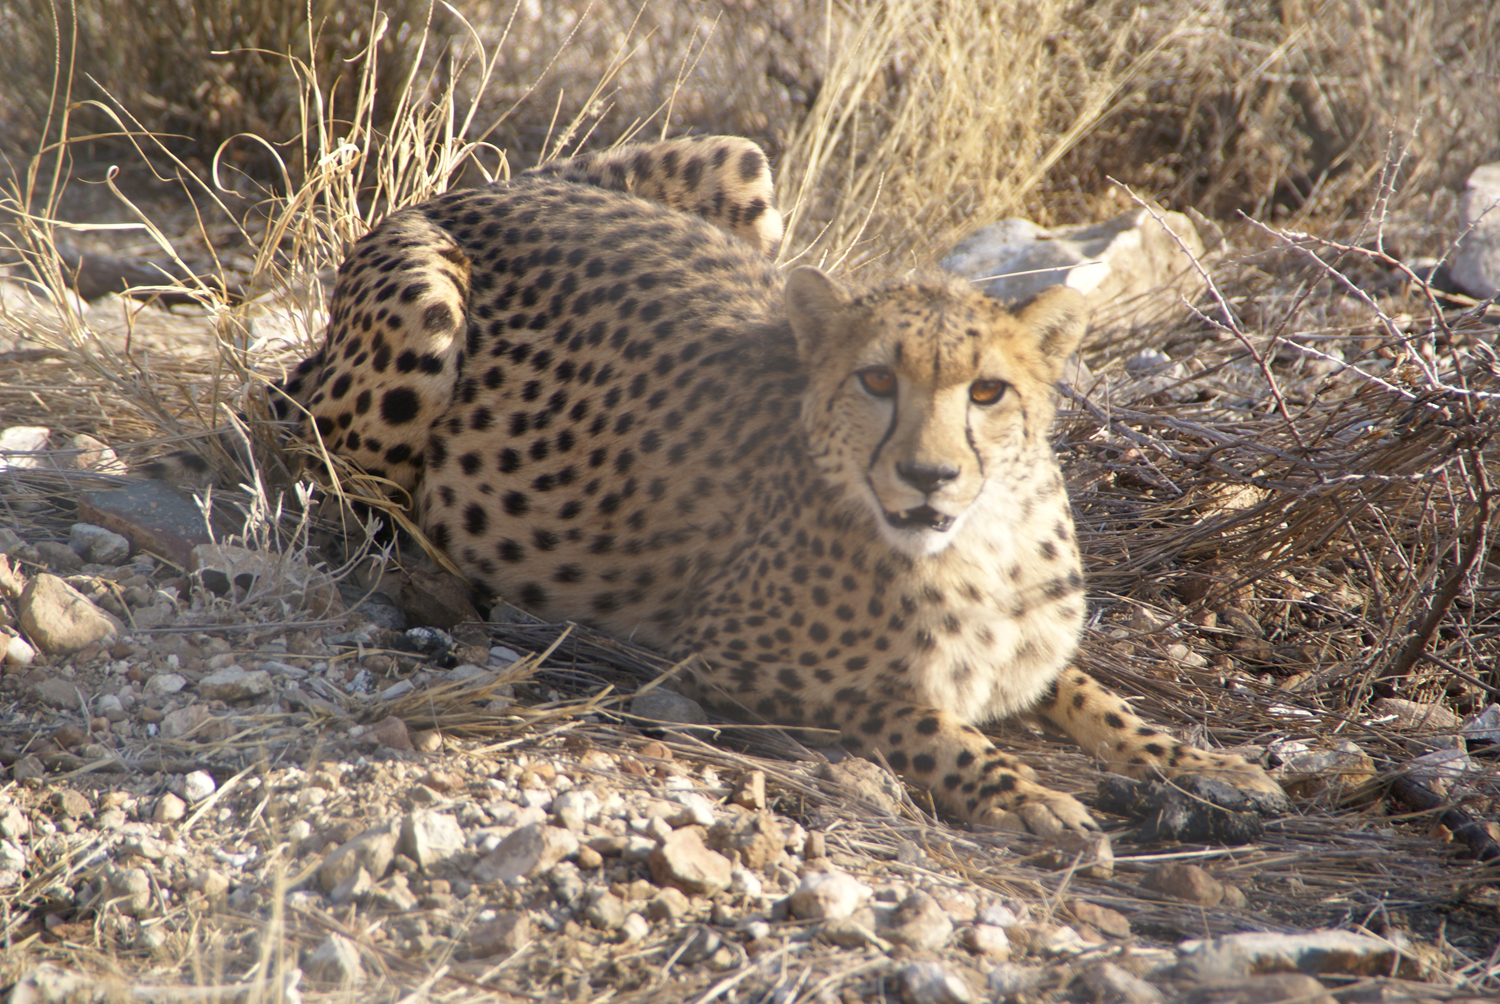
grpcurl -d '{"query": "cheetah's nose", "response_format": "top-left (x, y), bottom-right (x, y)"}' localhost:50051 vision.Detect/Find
top-left (895, 461), bottom-right (959, 495)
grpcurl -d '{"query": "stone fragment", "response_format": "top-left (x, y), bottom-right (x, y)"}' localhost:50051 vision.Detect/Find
top-left (145, 673), bottom-right (187, 696)
top-left (319, 823), bottom-right (398, 893)
top-left (943, 208), bottom-right (1205, 331)
top-left (31, 678), bottom-right (86, 710)
top-left (11, 754), bottom-right (45, 782)
top-left (1005, 922), bottom-right (1090, 957)
top-left (621, 912), bottom-right (650, 942)
top-left (1177, 930), bottom-right (1415, 980)
top-left (987, 964), bottom-right (1045, 995)
top-left (370, 874), bottom-right (419, 911)
top-left (4, 632), bottom-right (36, 669)
top-left (648, 827), bottom-right (732, 895)
top-left (34, 542), bottom-right (84, 571)
top-left (472, 823), bottom-right (578, 884)
top-left (1079, 962), bottom-right (1164, 1004)
top-left (70, 434), bottom-right (124, 474)
top-left (160, 705), bottom-right (213, 740)
top-left (153, 793), bottom-right (186, 823)
top-left (467, 911), bottom-right (531, 957)
top-left (815, 758), bottom-right (901, 816)
top-left (707, 811), bottom-right (784, 870)
top-left (900, 962), bottom-right (973, 1004)
top-left (1067, 899), bottom-right (1131, 938)
top-left (1182, 973), bottom-right (1336, 1004)
top-left (370, 715), bottom-right (413, 750)
top-left (1142, 862), bottom-right (1224, 906)
top-left (77, 479), bottom-right (230, 569)
top-left (51, 789), bottom-right (92, 819)
top-left (886, 890), bottom-right (954, 950)
top-left (1371, 697), bottom-right (1461, 731)
top-left (399, 812), bottom-right (466, 870)
top-left (630, 688), bottom-right (708, 725)
top-left (585, 889), bottom-right (628, 929)
top-left (789, 869), bottom-right (873, 922)
top-left (1031, 829), bottom-right (1113, 879)
top-left (18, 574), bottom-right (120, 654)
top-left (647, 886), bottom-right (691, 921)
top-left (733, 770), bottom-right (766, 810)
top-left (1273, 740), bottom-right (1377, 800)
top-left (106, 866), bottom-right (153, 915)
top-left (0, 426), bottom-right (51, 469)
top-left (1452, 162), bottom-right (1500, 299)
top-left (552, 788), bottom-right (601, 832)
top-left (1463, 703), bottom-right (1500, 742)
top-left (0, 804), bottom-right (30, 840)
top-left (198, 667), bottom-right (273, 702)
top-left (328, 867), bottom-right (373, 906)
top-left (68, 523), bottom-right (131, 565)
top-left (963, 924), bottom-right (1010, 959)
top-left (306, 934), bottom-right (364, 986)
top-left (179, 769), bottom-right (216, 802)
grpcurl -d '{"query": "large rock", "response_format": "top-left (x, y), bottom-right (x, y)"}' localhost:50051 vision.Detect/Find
top-left (943, 208), bottom-right (1205, 330)
top-left (1452, 162), bottom-right (1500, 299)
top-left (18, 574), bottom-right (121, 654)
top-left (1178, 930), bottom-right (1417, 980)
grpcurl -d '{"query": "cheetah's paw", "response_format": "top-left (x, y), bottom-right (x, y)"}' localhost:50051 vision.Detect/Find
top-left (976, 787), bottom-right (1099, 837)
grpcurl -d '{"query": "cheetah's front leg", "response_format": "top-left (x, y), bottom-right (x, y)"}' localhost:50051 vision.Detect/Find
top-left (1034, 669), bottom-right (1289, 814)
top-left (840, 705), bottom-right (1100, 836)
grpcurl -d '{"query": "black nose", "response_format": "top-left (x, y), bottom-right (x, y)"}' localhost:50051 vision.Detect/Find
top-left (896, 461), bottom-right (959, 494)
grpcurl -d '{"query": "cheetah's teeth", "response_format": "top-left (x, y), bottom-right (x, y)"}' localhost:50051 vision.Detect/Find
top-left (885, 506), bottom-right (954, 532)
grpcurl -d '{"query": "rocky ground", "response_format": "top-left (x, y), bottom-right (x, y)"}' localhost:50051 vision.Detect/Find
top-left (0, 468), bottom-right (1498, 1004)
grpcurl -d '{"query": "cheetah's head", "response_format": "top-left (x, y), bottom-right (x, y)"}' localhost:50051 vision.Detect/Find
top-left (786, 267), bottom-right (1087, 558)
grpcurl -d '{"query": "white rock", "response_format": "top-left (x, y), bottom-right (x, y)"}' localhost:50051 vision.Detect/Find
top-left (146, 673), bottom-right (188, 696)
top-left (964, 924), bottom-right (1011, 959)
top-left (731, 865), bottom-right (763, 899)
top-left (1452, 162), bottom-right (1500, 299)
top-left (379, 679), bottom-right (415, 700)
top-left (1462, 704), bottom-right (1500, 742)
top-left (199, 667), bottom-right (273, 702)
top-left (0, 426), bottom-right (52, 470)
top-left (668, 791), bottom-right (716, 827)
top-left (400, 812), bottom-right (466, 869)
top-left (943, 208), bottom-right (1205, 331)
top-left (621, 912), bottom-right (651, 942)
top-left (306, 933), bottom-right (364, 986)
top-left (1178, 929), bottom-right (1408, 980)
top-left (68, 523), bottom-right (131, 565)
top-left (3, 633), bottom-right (35, 669)
top-left (182, 770), bottom-right (217, 802)
top-left (552, 789), bottom-right (601, 832)
top-left (1079, 962), bottom-right (1163, 1004)
top-left (789, 870), bottom-right (873, 922)
top-left (987, 964), bottom-right (1045, 995)
top-left (900, 962), bottom-right (973, 1004)
top-left (472, 823), bottom-right (578, 884)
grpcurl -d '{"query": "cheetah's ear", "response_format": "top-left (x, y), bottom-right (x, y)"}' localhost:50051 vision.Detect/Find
top-left (785, 266), bottom-right (850, 358)
top-left (1014, 285), bottom-right (1088, 382)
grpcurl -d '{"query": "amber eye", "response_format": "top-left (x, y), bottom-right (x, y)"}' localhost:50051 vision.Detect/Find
top-left (858, 367), bottom-right (897, 397)
top-left (970, 379), bottom-right (1008, 405)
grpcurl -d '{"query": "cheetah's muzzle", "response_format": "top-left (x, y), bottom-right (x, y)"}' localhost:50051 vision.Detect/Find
top-left (885, 505), bottom-right (954, 532)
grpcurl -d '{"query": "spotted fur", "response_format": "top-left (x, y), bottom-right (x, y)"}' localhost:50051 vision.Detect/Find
top-left (147, 135), bottom-right (1286, 832)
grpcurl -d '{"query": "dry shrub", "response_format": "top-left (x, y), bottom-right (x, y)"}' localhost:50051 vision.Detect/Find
top-left (0, 0), bottom-right (447, 167)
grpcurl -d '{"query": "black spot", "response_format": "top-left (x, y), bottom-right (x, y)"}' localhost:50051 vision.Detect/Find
top-left (463, 503), bottom-right (488, 536)
top-left (916, 716), bottom-right (939, 736)
top-left (503, 491), bottom-right (530, 516)
top-left (380, 387), bottom-right (422, 425)
top-left (911, 754), bottom-right (936, 774)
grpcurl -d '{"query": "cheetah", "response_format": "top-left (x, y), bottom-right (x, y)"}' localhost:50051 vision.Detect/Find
top-left (159, 136), bottom-right (1288, 833)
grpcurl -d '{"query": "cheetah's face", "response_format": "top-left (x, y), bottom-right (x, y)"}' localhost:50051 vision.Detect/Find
top-left (786, 268), bottom-right (1087, 558)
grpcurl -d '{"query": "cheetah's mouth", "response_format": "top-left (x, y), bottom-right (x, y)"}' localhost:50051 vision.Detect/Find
top-left (885, 505), bottom-right (954, 533)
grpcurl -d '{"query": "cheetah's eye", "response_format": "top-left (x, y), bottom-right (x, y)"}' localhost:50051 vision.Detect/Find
top-left (970, 379), bottom-right (1008, 405)
top-left (858, 367), bottom-right (897, 398)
